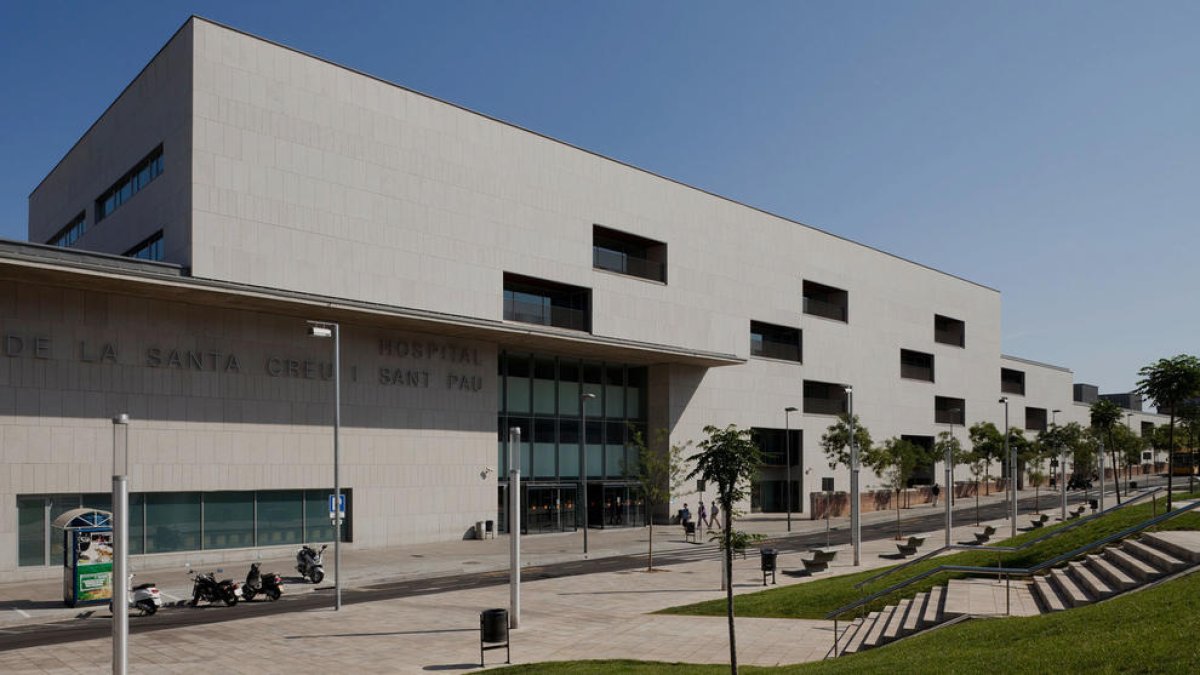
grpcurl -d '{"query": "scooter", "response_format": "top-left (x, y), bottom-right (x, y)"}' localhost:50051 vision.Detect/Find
top-left (188, 567), bottom-right (241, 606)
top-left (242, 562), bottom-right (284, 601)
top-left (109, 574), bottom-right (163, 616)
top-left (295, 544), bottom-right (327, 584)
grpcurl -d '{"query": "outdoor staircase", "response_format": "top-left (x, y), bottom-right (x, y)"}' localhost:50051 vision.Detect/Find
top-left (834, 531), bottom-right (1200, 657)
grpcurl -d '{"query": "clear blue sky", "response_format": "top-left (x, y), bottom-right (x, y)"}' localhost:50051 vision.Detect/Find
top-left (2, 1), bottom-right (1196, 395)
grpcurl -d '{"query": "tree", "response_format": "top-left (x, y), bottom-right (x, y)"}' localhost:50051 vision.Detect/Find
top-left (1090, 399), bottom-right (1125, 503)
top-left (934, 430), bottom-right (970, 504)
top-left (863, 437), bottom-right (925, 539)
top-left (819, 413), bottom-right (873, 471)
top-left (968, 422), bottom-right (1003, 494)
top-left (965, 448), bottom-right (988, 525)
top-left (627, 427), bottom-right (687, 571)
top-left (1110, 424), bottom-right (1145, 495)
top-left (687, 424), bottom-right (762, 675)
top-left (1136, 354), bottom-right (1200, 509)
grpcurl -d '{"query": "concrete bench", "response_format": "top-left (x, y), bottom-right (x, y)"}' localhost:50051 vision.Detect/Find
top-left (800, 547), bottom-right (839, 574)
top-left (1066, 505), bottom-right (1086, 520)
top-left (974, 525), bottom-right (997, 544)
top-left (896, 536), bottom-right (926, 556)
top-left (1029, 513), bottom-right (1050, 528)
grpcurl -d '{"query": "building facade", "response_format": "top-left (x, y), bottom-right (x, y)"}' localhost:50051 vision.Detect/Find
top-left (7, 17), bottom-right (1165, 577)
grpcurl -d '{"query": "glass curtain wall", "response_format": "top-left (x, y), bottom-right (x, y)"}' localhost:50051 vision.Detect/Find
top-left (498, 352), bottom-right (648, 534)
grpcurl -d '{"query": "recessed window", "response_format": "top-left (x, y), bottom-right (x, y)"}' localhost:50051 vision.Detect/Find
top-left (503, 273), bottom-right (591, 332)
top-left (1025, 407), bottom-right (1047, 432)
top-left (804, 380), bottom-right (849, 416)
top-left (900, 349), bottom-right (935, 382)
top-left (935, 397), bottom-right (966, 425)
top-left (47, 212), bottom-right (87, 248)
top-left (1001, 368), bottom-right (1025, 396)
top-left (803, 280), bottom-right (848, 322)
top-left (750, 321), bottom-right (802, 362)
top-left (96, 145), bottom-right (164, 221)
top-left (752, 428), bottom-right (802, 467)
top-left (592, 225), bottom-right (667, 283)
top-left (124, 230), bottom-right (164, 261)
top-left (934, 314), bottom-right (965, 348)
top-left (1141, 421), bottom-right (1154, 437)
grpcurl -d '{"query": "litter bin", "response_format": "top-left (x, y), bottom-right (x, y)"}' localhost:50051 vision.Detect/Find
top-left (760, 548), bottom-right (778, 586)
top-left (1129, 481), bottom-right (1138, 490)
top-left (1088, 499), bottom-right (1098, 511)
top-left (480, 608), bottom-right (510, 665)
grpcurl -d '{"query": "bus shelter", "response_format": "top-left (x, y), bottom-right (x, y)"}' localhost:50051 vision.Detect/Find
top-left (52, 508), bottom-right (114, 607)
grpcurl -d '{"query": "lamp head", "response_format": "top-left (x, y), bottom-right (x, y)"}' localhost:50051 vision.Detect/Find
top-left (308, 324), bottom-right (334, 338)
top-left (112, 413), bottom-right (130, 425)
top-left (998, 396), bottom-right (1008, 404)
top-left (581, 392), bottom-right (597, 401)
top-left (844, 386), bottom-right (853, 394)
top-left (785, 406), bottom-right (798, 413)
top-left (1052, 409), bottom-right (1061, 414)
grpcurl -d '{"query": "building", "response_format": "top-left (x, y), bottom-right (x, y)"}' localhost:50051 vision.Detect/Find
top-left (5, 17), bottom-right (1166, 577)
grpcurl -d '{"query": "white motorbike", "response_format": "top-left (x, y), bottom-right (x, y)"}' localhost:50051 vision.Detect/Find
top-left (296, 544), bottom-right (327, 584)
top-left (110, 574), bottom-right (163, 616)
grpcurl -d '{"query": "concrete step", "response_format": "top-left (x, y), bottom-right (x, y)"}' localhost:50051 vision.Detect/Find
top-left (921, 585), bottom-right (944, 627)
top-left (884, 598), bottom-right (911, 641)
top-left (1085, 553), bottom-right (1136, 591)
top-left (1105, 546), bottom-right (1160, 582)
top-left (836, 617), bottom-right (866, 656)
top-left (844, 612), bottom-right (879, 654)
top-left (941, 579), bottom-right (970, 618)
top-left (1124, 539), bottom-right (1187, 574)
top-left (1032, 574), bottom-right (1066, 613)
top-left (903, 592), bottom-right (927, 633)
top-left (1068, 561), bottom-right (1114, 600)
top-left (862, 605), bottom-right (895, 648)
top-left (1050, 567), bottom-right (1091, 607)
top-left (1141, 531), bottom-right (1200, 565)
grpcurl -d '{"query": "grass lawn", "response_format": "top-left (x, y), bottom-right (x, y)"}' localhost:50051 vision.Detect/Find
top-left (492, 564), bottom-right (1200, 674)
top-left (659, 496), bottom-right (1200, 620)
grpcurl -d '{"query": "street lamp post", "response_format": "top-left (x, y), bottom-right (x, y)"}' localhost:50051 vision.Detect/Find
top-left (945, 409), bottom-right (960, 548)
top-left (845, 386), bottom-right (860, 566)
top-left (307, 321), bottom-right (342, 611)
top-left (1052, 409), bottom-right (1065, 522)
top-left (1125, 412), bottom-right (1133, 496)
top-left (509, 426), bottom-right (522, 628)
top-left (112, 414), bottom-right (130, 675)
top-left (785, 406), bottom-right (798, 532)
top-left (580, 392), bottom-right (596, 555)
top-left (999, 396), bottom-right (1014, 537)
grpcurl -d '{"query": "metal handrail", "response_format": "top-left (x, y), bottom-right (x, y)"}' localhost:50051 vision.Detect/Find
top-left (828, 494), bottom-right (1198, 621)
top-left (854, 487), bottom-right (1163, 589)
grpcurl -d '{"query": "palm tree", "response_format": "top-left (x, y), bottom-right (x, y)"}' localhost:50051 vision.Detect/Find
top-left (688, 424), bottom-right (762, 675)
top-left (1136, 355), bottom-right (1200, 510)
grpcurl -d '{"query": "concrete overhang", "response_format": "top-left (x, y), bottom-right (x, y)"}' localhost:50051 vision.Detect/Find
top-left (0, 240), bottom-right (743, 368)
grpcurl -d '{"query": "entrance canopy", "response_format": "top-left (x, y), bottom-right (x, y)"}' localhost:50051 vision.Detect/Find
top-left (52, 508), bottom-right (112, 530)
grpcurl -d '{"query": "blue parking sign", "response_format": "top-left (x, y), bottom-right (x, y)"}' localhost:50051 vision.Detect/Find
top-left (328, 493), bottom-right (345, 518)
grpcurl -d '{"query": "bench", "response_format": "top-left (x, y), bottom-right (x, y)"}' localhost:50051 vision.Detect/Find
top-left (800, 547), bottom-right (839, 574)
top-left (896, 536), bottom-right (926, 556)
top-left (1066, 505), bottom-right (1086, 520)
top-left (1029, 514), bottom-right (1050, 528)
top-left (684, 520), bottom-right (698, 543)
top-left (974, 525), bottom-right (997, 544)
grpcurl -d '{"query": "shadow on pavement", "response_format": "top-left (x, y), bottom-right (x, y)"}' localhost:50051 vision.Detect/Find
top-left (286, 627), bottom-right (476, 640)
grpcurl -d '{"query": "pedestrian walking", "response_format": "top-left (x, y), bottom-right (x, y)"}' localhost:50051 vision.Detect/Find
top-left (697, 501), bottom-right (708, 529)
top-left (710, 500), bottom-right (721, 529)
top-left (931, 483), bottom-right (941, 507)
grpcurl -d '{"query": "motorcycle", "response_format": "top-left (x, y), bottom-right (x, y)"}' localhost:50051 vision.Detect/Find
top-left (109, 574), bottom-right (163, 616)
top-left (296, 544), bottom-right (327, 584)
top-left (188, 567), bottom-right (241, 606)
top-left (242, 562), bottom-right (284, 601)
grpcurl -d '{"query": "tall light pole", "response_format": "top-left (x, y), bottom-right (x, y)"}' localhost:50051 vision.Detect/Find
top-left (580, 392), bottom-right (596, 554)
top-left (784, 406), bottom-right (798, 532)
top-left (111, 413), bottom-right (130, 675)
top-left (1125, 412), bottom-right (1134, 496)
top-left (307, 321), bottom-right (342, 611)
top-left (508, 426), bottom-right (522, 628)
top-left (845, 386), bottom-right (860, 566)
top-left (1053, 409), bottom-right (1065, 522)
top-left (999, 396), bottom-right (1014, 537)
top-left (944, 408), bottom-right (960, 548)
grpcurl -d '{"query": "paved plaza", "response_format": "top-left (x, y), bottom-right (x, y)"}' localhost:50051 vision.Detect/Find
top-left (0, 492), bottom-right (1049, 673)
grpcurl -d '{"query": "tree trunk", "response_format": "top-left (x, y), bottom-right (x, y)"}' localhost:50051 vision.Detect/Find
top-left (975, 481), bottom-right (981, 526)
top-left (1168, 415), bottom-right (1176, 511)
top-left (648, 518), bottom-right (654, 571)
top-left (1109, 434), bottom-right (1122, 505)
top-left (724, 505), bottom-right (737, 675)
top-left (895, 489), bottom-right (901, 539)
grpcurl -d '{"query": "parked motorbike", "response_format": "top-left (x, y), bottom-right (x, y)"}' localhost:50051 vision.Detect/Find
top-left (295, 544), bottom-right (327, 584)
top-left (188, 567), bottom-right (241, 606)
top-left (109, 574), bottom-right (163, 616)
top-left (242, 562), bottom-right (284, 601)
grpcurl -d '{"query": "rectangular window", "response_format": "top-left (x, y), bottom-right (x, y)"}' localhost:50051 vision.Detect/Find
top-left (256, 490), bottom-right (305, 547)
top-left (1001, 368), bottom-right (1026, 396)
top-left (804, 380), bottom-right (849, 416)
top-left (124, 230), bottom-right (164, 261)
top-left (503, 273), bottom-right (591, 332)
top-left (145, 492), bottom-right (201, 553)
top-left (934, 314), bottom-right (966, 347)
top-left (900, 349), bottom-right (935, 382)
top-left (592, 225), bottom-right (667, 283)
top-left (47, 212), bottom-right (87, 248)
top-left (1141, 421), bottom-right (1154, 438)
top-left (18, 497), bottom-right (46, 567)
top-left (304, 490), bottom-right (336, 544)
top-left (935, 397), bottom-right (966, 425)
top-left (750, 321), bottom-right (802, 362)
top-left (203, 492), bottom-right (255, 550)
top-left (1025, 407), bottom-right (1048, 432)
top-left (803, 280), bottom-right (849, 322)
top-left (752, 428), bottom-right (802, 466)
top-left (95, 145), bottom-right (164, 221)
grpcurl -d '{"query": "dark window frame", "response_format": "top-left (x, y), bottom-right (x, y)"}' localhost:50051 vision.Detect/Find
top-left (804, 380), bottom-right (850, 416)
top-left (95, 145), bottom-right (164, 222)
top-left (750, 320), bottom-right (803, 363)
top-left (1001, 367), bottom-right (1026, 396)
top-left (503, 273), bottom-right (592, 332)
top-left (1025, 407), bottom-right (1048, 432)
top-left (47, 212), bottom-right (87, 248)
top-left (900, 349), bottom-right (935, 382)
top-left (934, 396), bottom-right (966, 425)
top-left (592, 225), bottom-right (667, 283)
top-left (124, 230), bottom-right (164, 261)
top-left (934, 314), bottom-right (966, 348)
top-left (803, 280), bottom-right (849, 323)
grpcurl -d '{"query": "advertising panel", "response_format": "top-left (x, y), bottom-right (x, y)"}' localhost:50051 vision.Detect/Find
top-left (74, 530), bottom-right (113, 602)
